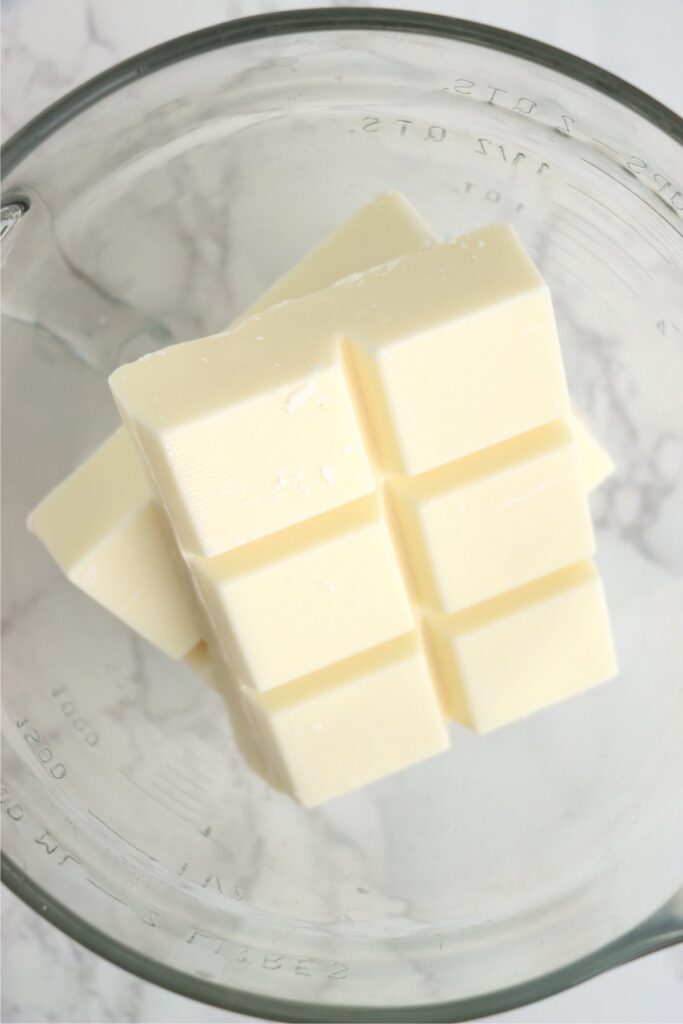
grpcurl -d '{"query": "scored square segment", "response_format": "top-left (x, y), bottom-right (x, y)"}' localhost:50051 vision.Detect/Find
top-left (424, 561), bottom-right (617, 731)
top-left (242, 633), bottom-right (449, 807)
top-left (190, 494), bottom-right (413, 691)
top-left (388, 419), bottom-right (595, 614)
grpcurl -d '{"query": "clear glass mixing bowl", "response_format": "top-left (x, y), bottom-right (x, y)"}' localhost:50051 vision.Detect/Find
top-left (2, 10), bottom-right (682, 1021)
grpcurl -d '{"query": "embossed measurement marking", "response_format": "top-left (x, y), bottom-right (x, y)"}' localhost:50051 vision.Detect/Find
top-left (152, 780), bottom-right (198, 815)
top-left (87, 808), bottom-right (157, 862)
top-left (537, 251), bottom-right (624, 323)
top-left (582, 158), bottom-right (683, 236)
top-left (184, 929), bottom-right (350, 980)
top-left (86, 876), bottom-right (127, 905)
top-left (0, 785), bottom-right (24, 820)
top-left (442, 79), bottom-right (575, 135)
top-left (474, 137), bottom-right (549, 176)
top-left (561, 209), bottom-right (655, 283)
top-left (34, 830), bottom-right (80, 867)
top-left (177, 863), bottom-right (244, 900)
top-left (566, 183), bottom-right (674, 266)
top-left (358, 116), bottom-right (553, 175)
top-left (50, 687), bottom-right (99, 746)
top-left (16, 718), bottom-right (66, 779)
top-left (550, 231), bottom-right (637, 296)
top-left (1, 793), bottom-right (83, 869)
top-left (163, 762), bottom-right (213, 794)
top-left (120, 769), bottom-right (194, 824)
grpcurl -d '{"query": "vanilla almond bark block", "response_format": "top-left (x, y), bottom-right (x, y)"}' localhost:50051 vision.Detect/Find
top-left (237, 190), bottom-right (437, 320)
top-left (29, 197), bottom-right (612, 671)
top-left (566, 409), bottom-right (615, 491)
top-left (29, 198), bottom-right (619, 806)
top-left (107, 223), bottom-right (616, 804)
top-left (184, 642), bottom-right (215, 688)
top-left (27, 192), bottom-right (435, 661)
top-left (110, 227), bottom-right (571, 560)
top-left (111, 225), bottom-right (609, 738)
top-left (27, 428), bottom-right (200, 659)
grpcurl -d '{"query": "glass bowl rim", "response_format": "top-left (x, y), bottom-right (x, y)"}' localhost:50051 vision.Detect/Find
top-left (2, 7), bottom-right (682, 1020)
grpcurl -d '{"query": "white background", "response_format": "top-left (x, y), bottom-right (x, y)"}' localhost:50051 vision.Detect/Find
top-left (1, 1), bottom-right (682, 1021)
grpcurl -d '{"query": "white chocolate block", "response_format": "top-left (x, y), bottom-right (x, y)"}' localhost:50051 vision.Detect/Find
top-left (191, 495), bottom-right (413, 690)
top-left (111, 227), bottom-right (570, 558)
top-left (389, 420), bottom-right (595, 613)
top-left (185, 641), bottom-right (215, 688)
top-left (236, 191), bottom-right (436, 322)
top-left (182, 610), bottom-right (281, 787)
top-left (425, 560), bottom-right (617, 731)
top-left (28, 429), bottom-right (200, 659)
top-left (567, 410), bottom-right (615, 491)
top-left (28, 190), bottom-right (620, 805)
top-left (30, 199), bottom-right (611, 670)
top-left (242, 634), bottom-right (449, 806)
top-left (28, 193), bottom-right (435, 659)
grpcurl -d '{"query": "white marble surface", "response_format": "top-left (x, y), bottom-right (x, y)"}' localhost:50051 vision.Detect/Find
top-left (2, 1), bottom-right (682, 1022)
